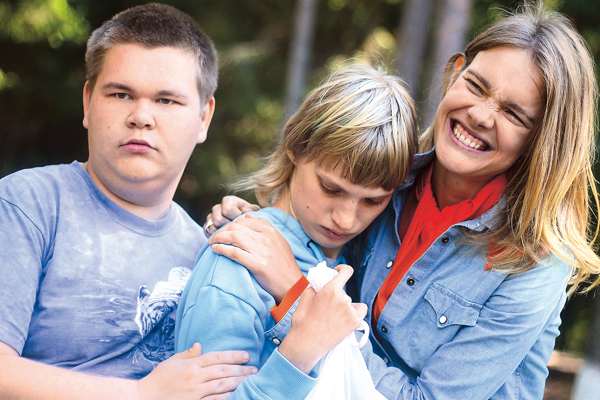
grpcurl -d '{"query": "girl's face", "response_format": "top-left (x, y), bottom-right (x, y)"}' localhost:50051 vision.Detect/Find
top-left (282, 156), bottom-right (394, 259)
top-left (433, 45), bottom-right (545, 193)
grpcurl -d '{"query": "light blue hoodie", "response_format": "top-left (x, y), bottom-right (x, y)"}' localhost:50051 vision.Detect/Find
top-left (175, 207), bottom-right (339, 400)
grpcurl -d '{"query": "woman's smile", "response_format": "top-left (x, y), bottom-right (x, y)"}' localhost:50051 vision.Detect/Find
top-left (451, 120), bottom-right (489, 151)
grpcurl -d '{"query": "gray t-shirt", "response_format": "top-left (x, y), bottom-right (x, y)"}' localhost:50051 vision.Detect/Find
top-left (0, 161), bottom-right (205, 379)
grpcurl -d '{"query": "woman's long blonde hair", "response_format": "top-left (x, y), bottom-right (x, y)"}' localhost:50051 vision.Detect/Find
top-left (421, 3), bottom-right (599, 293)
top-left (237, 64), bottom-right (418, 209)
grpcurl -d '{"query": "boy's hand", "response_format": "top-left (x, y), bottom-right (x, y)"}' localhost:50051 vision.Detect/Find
top-left (138, 343), bottom-right (257, 400)
top-left (278, 265), bottom-right (368, 374)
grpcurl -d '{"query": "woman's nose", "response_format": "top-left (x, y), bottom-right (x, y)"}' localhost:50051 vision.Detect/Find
top-left (468, 99), bottom-right (495, 130)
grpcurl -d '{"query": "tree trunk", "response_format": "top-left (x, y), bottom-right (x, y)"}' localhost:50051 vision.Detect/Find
top-left (421, 0), bottom-right (473, 127)
top-left (394, 0), bottom-right (434, 100)
top-left (284, 0), bottom-right (318, 118)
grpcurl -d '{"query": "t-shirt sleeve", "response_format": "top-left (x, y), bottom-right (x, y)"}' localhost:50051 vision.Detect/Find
top-left (0, 195), bottom-right (46, 354)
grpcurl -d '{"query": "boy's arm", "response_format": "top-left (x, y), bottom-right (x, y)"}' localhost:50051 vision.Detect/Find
top-left (0, 341), bottom-right (255, 400)
top-left (226, 265), bottom-right (368, 400)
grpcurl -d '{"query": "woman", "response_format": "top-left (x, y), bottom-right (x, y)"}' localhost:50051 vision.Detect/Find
top-left (176, 65), bottom-right (418, 399)
top-left (206, 4), bottom-right (600, 399)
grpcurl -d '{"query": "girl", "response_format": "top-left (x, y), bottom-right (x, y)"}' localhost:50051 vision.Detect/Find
top-left (207, 4), bottom-right (600, 399)
top-left (175, 65), bottom-right (418, 399)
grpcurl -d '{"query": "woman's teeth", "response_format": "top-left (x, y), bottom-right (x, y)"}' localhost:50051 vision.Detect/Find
top-left (452, 123), bottom-right (486, 151)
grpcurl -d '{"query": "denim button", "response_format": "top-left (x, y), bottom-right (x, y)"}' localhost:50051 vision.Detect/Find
top-left (386, 261), bottom-right (393, 269)
top-left (439, 316), bottom-right (447, 324)
top-left (383, 356), bottom-right (389, 364)
top-left (407, 278), bottom-right (415, 286)
top-left (381, 325), bottom-right (388, 333)
top-left (272, 337), bottom-right (281, 345)
top-left (441, 236), bottom-right (450, 244)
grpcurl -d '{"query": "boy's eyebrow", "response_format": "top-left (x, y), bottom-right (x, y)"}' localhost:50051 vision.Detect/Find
top-left (156, 89), bottom-right (188, 99)
top-left (102, 82), bottom-right (132, 92)
top-left (101, 83), bottom-right (188, 99)
top-left (466, 70), bottom-right (536, 126)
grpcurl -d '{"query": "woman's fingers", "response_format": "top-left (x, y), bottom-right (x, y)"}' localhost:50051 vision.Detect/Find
top-left (221, 196), bottom-right (258, 221)
top-left (209, 216), bottom-right (302, 302)
top-left (204, 196), bottom-right (260, 235)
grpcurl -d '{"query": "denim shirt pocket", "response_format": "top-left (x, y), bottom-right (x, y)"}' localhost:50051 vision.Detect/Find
top-left (424, 283), bottom-right (482, 328)
top-left (405, 283), bottom-right (483, 371)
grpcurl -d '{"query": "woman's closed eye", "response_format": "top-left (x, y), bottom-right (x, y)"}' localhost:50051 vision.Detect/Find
top-left (505, 109), bottom-right (525, 126)
top-left (465, 78), bottom-right (484, 95)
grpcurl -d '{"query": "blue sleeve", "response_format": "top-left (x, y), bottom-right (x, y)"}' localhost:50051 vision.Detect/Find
top-left (176, 235), bottom-right (319, 399)
top-left (176, 248), bottom-right (270, 366)
top-left (0, 183), bottom-right (48, 354)
top-left (263, 299), bottom-right (298, 344)
top-left (228, 349), bottom-right (317, 400)
top-left (360, 257), bottom-right (569, 400)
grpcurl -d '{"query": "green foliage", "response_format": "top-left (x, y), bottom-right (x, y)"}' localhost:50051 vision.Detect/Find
top-left (0, 0), bottom-right (89, 46)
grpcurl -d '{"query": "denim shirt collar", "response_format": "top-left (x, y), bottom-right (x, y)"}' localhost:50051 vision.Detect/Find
top-left (391, 149), bottom-right (503, 245)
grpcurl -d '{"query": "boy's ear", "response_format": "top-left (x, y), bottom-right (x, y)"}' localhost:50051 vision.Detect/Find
top-left (196, 97), bottom-right (215, 144)
top-left (82, 81), bottom-right (92, 129)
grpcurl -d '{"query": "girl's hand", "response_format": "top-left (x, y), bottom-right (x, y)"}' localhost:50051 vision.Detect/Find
top-left (209, 215), bottom-right (302, 303)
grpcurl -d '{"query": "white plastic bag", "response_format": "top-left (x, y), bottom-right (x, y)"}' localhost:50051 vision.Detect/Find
top-left (304, 262), bottom-right (387, 400)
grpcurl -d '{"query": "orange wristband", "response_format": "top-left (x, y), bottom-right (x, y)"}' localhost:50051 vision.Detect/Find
top-left (270, 275), bottom-right (309, 323)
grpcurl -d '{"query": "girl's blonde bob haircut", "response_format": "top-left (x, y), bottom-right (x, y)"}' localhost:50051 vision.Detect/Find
top-left (240, 65), bottom-right (418, 208)
top-left (421, 3), bottom-right (600, 292)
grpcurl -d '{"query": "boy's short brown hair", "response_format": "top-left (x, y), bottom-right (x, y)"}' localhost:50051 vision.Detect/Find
top-left (85, 3), bottom-right (217, 105)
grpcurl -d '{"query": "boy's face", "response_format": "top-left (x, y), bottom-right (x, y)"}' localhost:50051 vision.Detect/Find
top-left (82, 43), bottom-right (214, 211)
top-left (283, 156), bottom-right (394, 259)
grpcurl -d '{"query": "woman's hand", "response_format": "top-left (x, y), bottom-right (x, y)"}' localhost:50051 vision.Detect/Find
top-left (204, 196), bottom-right (260, 236)
top-left (278, 264), bottom-right (368, 374)
top-left (209, 214), bottom-right (303, 303)
top-left (138, 343), bottom-right (257, 400)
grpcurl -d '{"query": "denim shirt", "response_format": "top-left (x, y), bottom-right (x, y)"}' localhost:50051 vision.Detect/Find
top-left (345, 151), bottom-right (571, 399)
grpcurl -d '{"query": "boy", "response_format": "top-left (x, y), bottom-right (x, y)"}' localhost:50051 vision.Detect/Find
top-left (0, 4), bottom-right (255, 399)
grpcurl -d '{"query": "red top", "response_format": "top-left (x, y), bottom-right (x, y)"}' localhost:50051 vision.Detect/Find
top-left (372, 163), bottom-right (507, 326)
